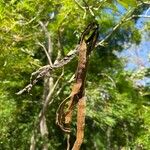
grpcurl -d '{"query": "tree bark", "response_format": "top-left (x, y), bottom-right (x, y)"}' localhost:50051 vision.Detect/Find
top-left (106, 126), bottom-right (112, 150)
top-left (40, 76), bottom-right (54, 150)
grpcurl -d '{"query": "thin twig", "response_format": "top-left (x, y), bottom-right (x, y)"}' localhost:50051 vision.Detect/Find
top-left (83, 0), bottom-right (95, 16)
top-left (132, 15), bottom-right (150, 18)
top-left (74, 0), bottom-right (86, 11)
top-left (54, 30), bottom-right (64, 64)
top-left (39, 21), bottom-right (53, 66)
top-left (125, 14), bottom-right (150, 22)
top-left (16, 65), bottom-right (51, 95)
top-left (96, 8), bottom-right (135, 47)
top-left (53, 45), bottom-right (79, 68)
top-left (67, 134), bottom-right (70, 150)
top-left (40, 68), bottom-right (64, 116)
top-left (96, 2), bottom-right (150, 47)
top-left (51, 73), bottom-right (75, 101)
top-left (100, 73), bottom-right (116, 88)
top-left (48, 69), bottom-right (65, 106)
top-left (24, 16), bottom-right (37, 25)
top-left (37, 42), bottom-right (52, 66)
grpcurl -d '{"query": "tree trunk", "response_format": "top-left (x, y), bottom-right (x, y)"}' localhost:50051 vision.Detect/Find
top-left (106, 126), bottom-right (112, 150)
top-left (40, 76), bottom-right (54, 150)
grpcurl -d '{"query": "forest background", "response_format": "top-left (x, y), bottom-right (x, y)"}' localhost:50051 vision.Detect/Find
top-left (0, 0), bottom-right (150, 149)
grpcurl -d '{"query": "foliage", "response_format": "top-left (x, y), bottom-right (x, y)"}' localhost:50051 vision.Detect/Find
top-left (0, 0), bottom-right (150, 149)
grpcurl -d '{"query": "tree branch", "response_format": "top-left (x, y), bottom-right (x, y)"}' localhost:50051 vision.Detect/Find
top-left (16, 65), bottom-right (51, 95)
top-left (41, 68), bottom-right (64, 114)
top-left (17, 1), bottom-right (150, 95)
top-left (38, 21), bottom-right (53, 66)
top-left (96, 3), bottom-right (150, 47)
top-left (37, 42), bottom-right (52, 66)
top-left (16, 45), bottom-right (78, 95)
top-left (74, 0), bottom-right (86, 11)
top-left (96, 8), bottom-right (135, 47)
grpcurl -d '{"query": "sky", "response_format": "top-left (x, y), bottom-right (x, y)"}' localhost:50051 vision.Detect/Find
top-left (117, 7), bottom-right (150, 86)
top-left (121, 35), bottom-right (150, 86)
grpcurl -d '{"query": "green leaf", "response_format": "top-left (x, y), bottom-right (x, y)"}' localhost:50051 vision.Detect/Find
top-left (117, 0), bottom-right (137, 9)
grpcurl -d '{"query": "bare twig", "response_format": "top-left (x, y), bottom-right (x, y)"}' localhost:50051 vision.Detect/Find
top-left (67, 134), bottom-right (70, 150)
top-left (51, 73), bottom-right (75, 105)
top-left (24, 16), bottom-right (37, 25)
top-left (37, 42), bottom-right (52, 66)
top-left (54, 30), bottom-right (64, 64)
top-left (48, 69), bottom-right (64, 106)
top-left (39, 21), bottom-right (53, 66)
top-left (131, 14), bottom-right (150, 18)
top-left (16, 84), bottom-right (33, 95)
top-left (53, 45), bottom-right (79, 68)
top-left (74, 0), bottom-right (93, 18)
top-left (83, 0), bottom-right (95, 16)
top-left (39, 68), bottom-right (64, 117)
top-left (16, 65), bottom-right (51, 95)
top-left (74, 0), bottom-right (86, 11)
top-left (125, 14), bottom-right (150, 22)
